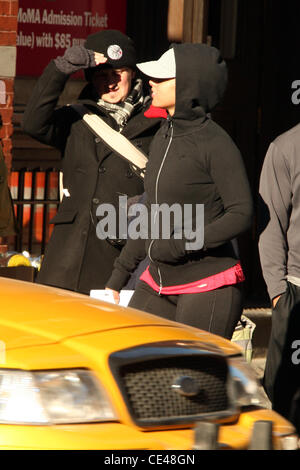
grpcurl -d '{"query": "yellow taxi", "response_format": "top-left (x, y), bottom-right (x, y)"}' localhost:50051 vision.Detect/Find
top-left (0, 277), bottom-right (298, 450)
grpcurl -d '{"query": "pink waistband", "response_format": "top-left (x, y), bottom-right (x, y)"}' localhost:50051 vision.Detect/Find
top-left (139, 262), bottom-right (245, 295)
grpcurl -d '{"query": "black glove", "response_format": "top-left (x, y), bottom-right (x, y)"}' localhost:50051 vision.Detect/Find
top-left (54, 46), bottom-right (96, 75)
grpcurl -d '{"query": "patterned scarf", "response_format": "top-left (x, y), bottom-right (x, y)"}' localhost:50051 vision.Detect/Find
top-left (97, 78), bottom-right (146, 131)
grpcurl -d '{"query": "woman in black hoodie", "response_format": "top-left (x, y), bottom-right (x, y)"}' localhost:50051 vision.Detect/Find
top-left (106, 43), bottom-right (253, 339)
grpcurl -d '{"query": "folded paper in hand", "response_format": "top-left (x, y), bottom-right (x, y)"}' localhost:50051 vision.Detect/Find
top-left (90, 289), bottom-right (134, 307)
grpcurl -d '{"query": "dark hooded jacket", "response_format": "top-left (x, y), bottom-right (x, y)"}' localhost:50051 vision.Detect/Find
top-left (106, 43), bottom-right (253, 291)
top-left (22, 60), bottom-right (161, 293)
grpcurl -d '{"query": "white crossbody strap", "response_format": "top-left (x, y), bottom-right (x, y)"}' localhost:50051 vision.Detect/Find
top-left (71, 104), bottom-right (148, 179)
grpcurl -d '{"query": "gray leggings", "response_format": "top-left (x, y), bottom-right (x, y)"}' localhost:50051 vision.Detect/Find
top-left (129, 281), bottom-right (243, 339)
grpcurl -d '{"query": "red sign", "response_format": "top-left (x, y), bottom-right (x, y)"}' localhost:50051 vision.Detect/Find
top-left (16, 0), bottom-right (127, 76)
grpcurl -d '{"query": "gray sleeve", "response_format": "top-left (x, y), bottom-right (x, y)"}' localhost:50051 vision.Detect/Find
top-left (258, 142), bottom-right (291, 300)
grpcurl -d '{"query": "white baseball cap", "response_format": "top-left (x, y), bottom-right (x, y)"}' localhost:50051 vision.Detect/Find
top-left (137, 48), bottom-right (176, 79)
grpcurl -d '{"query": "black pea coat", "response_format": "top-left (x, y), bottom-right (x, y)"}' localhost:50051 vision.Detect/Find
top-left (0, 144), bottom-right (16, 237)
top-left (22, 61), bottom-right (161, 293)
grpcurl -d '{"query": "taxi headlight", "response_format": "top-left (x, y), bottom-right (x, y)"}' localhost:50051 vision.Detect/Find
top-left (228, 357), bottom-right (270, 408)
top-left (0, 368), bottom-right (117, 424)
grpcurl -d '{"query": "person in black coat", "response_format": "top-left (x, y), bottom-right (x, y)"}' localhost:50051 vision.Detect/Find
top-left (0, 115), bottom-right (16, 242)
top-left (0, 144), bottom-right (16, 241)
top-left (22, 30), bottom-right (161, 294)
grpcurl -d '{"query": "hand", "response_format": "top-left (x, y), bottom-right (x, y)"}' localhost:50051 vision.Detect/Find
top-left (94, 52), bottom-right (108, 66)
top-left (105, 287), bottom-right (120, 304)
top-left (54, 46), bottom-right (107, 75)
top-left (272, 295), bottom-right (281, 308)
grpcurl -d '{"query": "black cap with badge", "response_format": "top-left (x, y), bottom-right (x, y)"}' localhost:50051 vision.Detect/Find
top-left (84, 29), bottom-right (137, 69)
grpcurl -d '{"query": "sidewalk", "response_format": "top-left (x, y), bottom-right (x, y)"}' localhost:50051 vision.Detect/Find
top-left (243, 306), bottom-right (272, 359)
top-left (242, 306), bottom-right (272, 408)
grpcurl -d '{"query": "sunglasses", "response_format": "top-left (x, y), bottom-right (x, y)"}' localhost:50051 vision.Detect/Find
top-left (149, 77), bottom-right (174, 83)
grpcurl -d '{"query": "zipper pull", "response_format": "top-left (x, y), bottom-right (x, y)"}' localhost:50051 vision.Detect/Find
top-left (164, 115), bottom-right (173, 138)
top-left (158, 267), bottom-right (163, 296)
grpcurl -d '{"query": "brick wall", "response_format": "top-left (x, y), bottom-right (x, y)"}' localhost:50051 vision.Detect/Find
top-left (0, 0), bottom-right (18, 172)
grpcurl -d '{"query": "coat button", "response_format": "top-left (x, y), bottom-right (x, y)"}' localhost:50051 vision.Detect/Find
top-left (98, 167), bottom-right (106, 173)
top-left (92, 198), bottom-right (100, 204)
top-left (126, 169), bottom-right (133, 178)
top-left (95, 137), bottom-right (101, 143)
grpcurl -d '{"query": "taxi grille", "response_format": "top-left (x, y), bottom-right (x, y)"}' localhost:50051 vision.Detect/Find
top-left (118, 355), bottom-right (229, 426)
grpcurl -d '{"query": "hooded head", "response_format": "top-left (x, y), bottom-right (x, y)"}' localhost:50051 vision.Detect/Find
top-left (137, 43), bottom-right (227, 120)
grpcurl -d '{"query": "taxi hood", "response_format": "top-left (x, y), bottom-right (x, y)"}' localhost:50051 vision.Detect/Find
top-left (0, 278), bottom-right (239, 357)
top-left (0, 278), bottom-right (178, 350)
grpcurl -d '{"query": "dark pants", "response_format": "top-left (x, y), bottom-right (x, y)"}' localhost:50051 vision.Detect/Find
top-left (129, 281), bottom-right (243, 340)
top-left (263, 281), bottom-right (300, 432)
